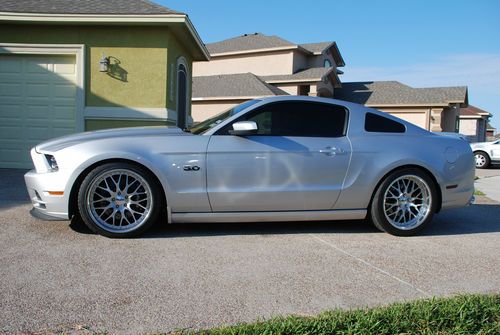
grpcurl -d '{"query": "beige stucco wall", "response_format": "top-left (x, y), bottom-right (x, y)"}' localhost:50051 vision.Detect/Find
top-left (308, 54), bottom-right (336, 69)
top-left (292, 51), bottom-right (309, 73)
top-left (376, 107), bottom-right (429, 130)
top-left (192, 100), bottom-right (245, 122)
top-left (275, 84), bottom-right (300, 95)
top-left (459, 119), bottom-right (478, 136)
top-left (193, 50), bottom-right (295, 76)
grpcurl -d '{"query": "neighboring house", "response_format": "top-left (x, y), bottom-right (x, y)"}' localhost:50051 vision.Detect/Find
top-left (458, 105), bottom-right (491, 142)
top-left (486, 123), bottom-right (496, 141)
top-left (192, 33), bottom-right (344, 121)
top-left (334, 81), bottom-right (468, 132)
top-left (0, 0), bottom-right (209, 168)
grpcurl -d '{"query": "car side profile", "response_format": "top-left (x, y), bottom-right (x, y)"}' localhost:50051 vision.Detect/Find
top-left (24, 96), bottom-right (475, 238)
top-left (471, 139), bottom-right (500, 168)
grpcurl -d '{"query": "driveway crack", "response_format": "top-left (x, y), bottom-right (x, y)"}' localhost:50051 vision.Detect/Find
top-left (309, 234), bottom-right (431, 297)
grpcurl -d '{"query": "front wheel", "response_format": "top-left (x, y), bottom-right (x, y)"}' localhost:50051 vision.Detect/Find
top-left (370, 168), bottom-right (437, 236)
top-left (474, 151), bottom-right (490, 169)
top-left (77, 163), bottom-right (161, 238)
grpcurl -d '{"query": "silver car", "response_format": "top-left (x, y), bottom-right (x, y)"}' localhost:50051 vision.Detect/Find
top-left (24, 96), bottom-right (475, 238)
top-left (471, 139), bottom-right (500, 168)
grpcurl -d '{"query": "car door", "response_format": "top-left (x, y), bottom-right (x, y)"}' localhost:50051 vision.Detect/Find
top-left (206, 100), bottom-right (351, 212)
top-left (491, 140), bottom-right (500, 159)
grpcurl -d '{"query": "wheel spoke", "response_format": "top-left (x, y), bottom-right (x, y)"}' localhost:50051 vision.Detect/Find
top-left (383, 174), bottom-right (432, 230)
top-left (86, 168), bottom-right (153, 233)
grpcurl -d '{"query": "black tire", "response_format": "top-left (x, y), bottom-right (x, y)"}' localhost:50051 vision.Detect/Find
top-left (77, 162), bottom-right (162, 238)
top-left (474, 151), bottom-right (490, 169)
top-left (370, 168), bottom-right (438, 236)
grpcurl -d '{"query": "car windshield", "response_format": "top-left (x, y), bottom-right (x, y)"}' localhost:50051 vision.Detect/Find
top-left (189, 99), bottom-right (261, 135)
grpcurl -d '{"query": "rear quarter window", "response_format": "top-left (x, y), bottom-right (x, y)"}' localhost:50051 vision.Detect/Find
top-left (365, 112), bottom-right (406, 133)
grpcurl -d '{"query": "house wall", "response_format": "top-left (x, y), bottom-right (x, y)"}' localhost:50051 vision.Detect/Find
top-left (459, 119), bottom-right (478, 136)
top-left (372, 107), bottom-right (429, 130)
top-left (193, 50), bottom-right (295, 76)
top-left (292, 51), bottom-right (309, 73)
top-left (0, 23), bottom-right (193, 130)
top-left (308, 53), bottom-right (336, 70)
top-left (192, 99), bottom-right (245, 122)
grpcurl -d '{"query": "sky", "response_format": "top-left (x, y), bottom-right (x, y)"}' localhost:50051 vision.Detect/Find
top-left (160, 0), bottom-right (500, 131)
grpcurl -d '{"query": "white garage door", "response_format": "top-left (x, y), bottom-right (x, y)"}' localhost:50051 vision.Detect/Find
top-left (0, 54), bottom-right (77, 169)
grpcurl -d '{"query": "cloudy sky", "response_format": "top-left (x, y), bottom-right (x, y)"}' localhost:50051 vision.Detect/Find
top-left (162, 0), bottom-right (500, 131)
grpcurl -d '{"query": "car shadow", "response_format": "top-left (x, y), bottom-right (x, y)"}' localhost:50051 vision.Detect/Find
top-left (68, 204), bottom-right (500, 238)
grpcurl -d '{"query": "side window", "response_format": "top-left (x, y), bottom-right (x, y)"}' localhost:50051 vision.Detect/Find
top-left (365, 112), bottom-right (405, 133)
top-left (324, 59), bottom-right (332, 68)
top-left (218, 101), bottom-right (347, 137)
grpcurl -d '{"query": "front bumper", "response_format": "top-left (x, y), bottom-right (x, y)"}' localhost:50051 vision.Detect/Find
top-left (24, 170), bottom-right (71, 220)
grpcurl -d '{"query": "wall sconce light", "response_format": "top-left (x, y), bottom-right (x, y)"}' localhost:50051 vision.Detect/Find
top-left (99, 53), bottom-right (109, 72)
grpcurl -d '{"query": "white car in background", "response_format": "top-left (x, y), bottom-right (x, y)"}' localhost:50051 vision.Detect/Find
top-left (471, 139), bottom-right (500, 168)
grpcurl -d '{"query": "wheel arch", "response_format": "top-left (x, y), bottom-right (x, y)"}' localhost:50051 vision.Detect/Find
top-left (68, 158), bottom-right (168, 219)
top-left (368, 164), bottom-right (442, 214)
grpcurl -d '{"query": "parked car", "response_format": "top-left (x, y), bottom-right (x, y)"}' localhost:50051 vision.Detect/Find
top-left (470, 139), bottom-right (500, 168)
top-left (25, 96), bottom-right (475, 238)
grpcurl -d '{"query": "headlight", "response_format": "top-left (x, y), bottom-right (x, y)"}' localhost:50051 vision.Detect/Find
top-left (45, 154), bottom-right (59, 172)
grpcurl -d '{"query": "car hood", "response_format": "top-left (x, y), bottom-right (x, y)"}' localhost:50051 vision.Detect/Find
top-left (36, 126), bottom-right (188, 152)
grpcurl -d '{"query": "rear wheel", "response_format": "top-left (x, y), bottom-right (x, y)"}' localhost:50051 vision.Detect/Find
top-left (77, 163), bottom-right (161, 238)
top-left (370, 168), bottom-right (437, 236)
top-left (474, 151), bottom-right (490, 169)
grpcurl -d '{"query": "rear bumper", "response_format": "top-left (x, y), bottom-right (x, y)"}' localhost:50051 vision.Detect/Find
top-left (24, 170), bottom-right (70, 220)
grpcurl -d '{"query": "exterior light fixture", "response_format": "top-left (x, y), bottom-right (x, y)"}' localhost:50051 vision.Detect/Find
top-left (99, 53), bottom-right (109, 72)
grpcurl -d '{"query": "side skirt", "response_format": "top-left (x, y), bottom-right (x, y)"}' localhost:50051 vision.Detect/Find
top-left (171, 209), bottom-right (367, 223)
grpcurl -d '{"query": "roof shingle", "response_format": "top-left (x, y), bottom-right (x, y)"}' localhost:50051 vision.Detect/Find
top-left (260, 67), bottom-right (334, 82)
top-left (193, 73), bottom-right (288, 98)
top-left (206, 33), bottom-right (296, 55)
top-left (334, 81), bottom-right (468, 106)
top-left (0, 0), bottom-right (182, 15)
top-left (460, 105), bottom-right (491, 116)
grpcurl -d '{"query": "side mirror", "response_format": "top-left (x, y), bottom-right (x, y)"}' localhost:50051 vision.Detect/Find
top-left (229, 121), bottom-right (258, 136)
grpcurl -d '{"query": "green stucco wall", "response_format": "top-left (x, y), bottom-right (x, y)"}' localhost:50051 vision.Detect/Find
top-left (85, 119), bottom-right (174, 131)
top-left (0, 23), bottom-right (194, 130)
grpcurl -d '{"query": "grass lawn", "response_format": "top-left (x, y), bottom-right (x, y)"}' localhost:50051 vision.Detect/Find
top-left (474, 189), bottom-right (486, 196)
top-left (169, 294), bottom-right (499, 335)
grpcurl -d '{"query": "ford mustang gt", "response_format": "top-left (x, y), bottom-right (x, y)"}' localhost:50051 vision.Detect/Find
top-left (25, 96), bottom-right (475, 237)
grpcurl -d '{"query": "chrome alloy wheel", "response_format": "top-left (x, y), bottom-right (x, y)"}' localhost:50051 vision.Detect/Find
top-left (383, 175), bottom-right (431, 230)
top-left (475, 153), bottom-right (486, 168)
top-left (86, 169), bottom-right (153, 233)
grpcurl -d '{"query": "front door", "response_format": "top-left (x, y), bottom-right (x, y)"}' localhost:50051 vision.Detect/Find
top-left (206, 101), bottom-right (351, 212)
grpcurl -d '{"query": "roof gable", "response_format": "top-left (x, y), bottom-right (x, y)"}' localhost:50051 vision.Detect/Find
top-left (193, 73), bottom-right (288, 99)
top-left (335, 81), bottom-right (468, 107)
top-left (0, 0), bottom-right (182, 15)
top-left (206, 33), bottom-right (296, 55)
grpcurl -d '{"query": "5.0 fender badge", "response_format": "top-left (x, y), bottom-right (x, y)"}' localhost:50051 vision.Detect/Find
top-left (183, 165), bottom-right (200, 171)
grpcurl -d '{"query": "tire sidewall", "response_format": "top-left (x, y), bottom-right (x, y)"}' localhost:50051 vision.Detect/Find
top-left (371, 168), bottom-right (437, 236)
top-left (77, 162), bottom-right (161, 238)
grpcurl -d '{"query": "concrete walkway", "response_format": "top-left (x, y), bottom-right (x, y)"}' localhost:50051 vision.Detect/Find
top-left (475, 176), bottom-right (500, 202)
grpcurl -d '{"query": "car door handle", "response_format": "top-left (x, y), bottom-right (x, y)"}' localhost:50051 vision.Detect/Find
top-left (319, 147), bottom-right (345, 156)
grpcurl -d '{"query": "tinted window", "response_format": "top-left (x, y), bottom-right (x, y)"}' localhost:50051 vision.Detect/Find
top-left (365, 112), bottom-right (405, 133)
top-left (218, 101), bottom-right (347, 137)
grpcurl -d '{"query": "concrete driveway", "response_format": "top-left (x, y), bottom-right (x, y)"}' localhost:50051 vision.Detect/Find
top-left (1, 169), bottom-right (499, 334)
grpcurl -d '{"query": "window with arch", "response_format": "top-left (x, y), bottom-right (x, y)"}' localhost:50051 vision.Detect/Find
top-left (324, 59), bottom-right (332, 68)
top-left (176, 57), bottom-right (189, 130)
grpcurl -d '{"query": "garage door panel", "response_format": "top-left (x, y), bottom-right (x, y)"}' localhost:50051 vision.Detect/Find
top-left (0, 58), bottom-right (22, 73)
top-left (54, 83), bottom-right (76, 98)
top-left (25, 126), bottom-right (50, 141)
top-left (0, 82), bottom-right (22, 97)
top-left (25, 105), bottom-right (50, 120)
top-left (0, 125), bottom-right (23, 139)
top-left (53, 106), bottom-right (76, 120)
top-left (26, 83), bottom-right (50, 97)
top-left (0, 54), bottom-right (77, 169)
top-left (0, 104), bottom-right (22, 120)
